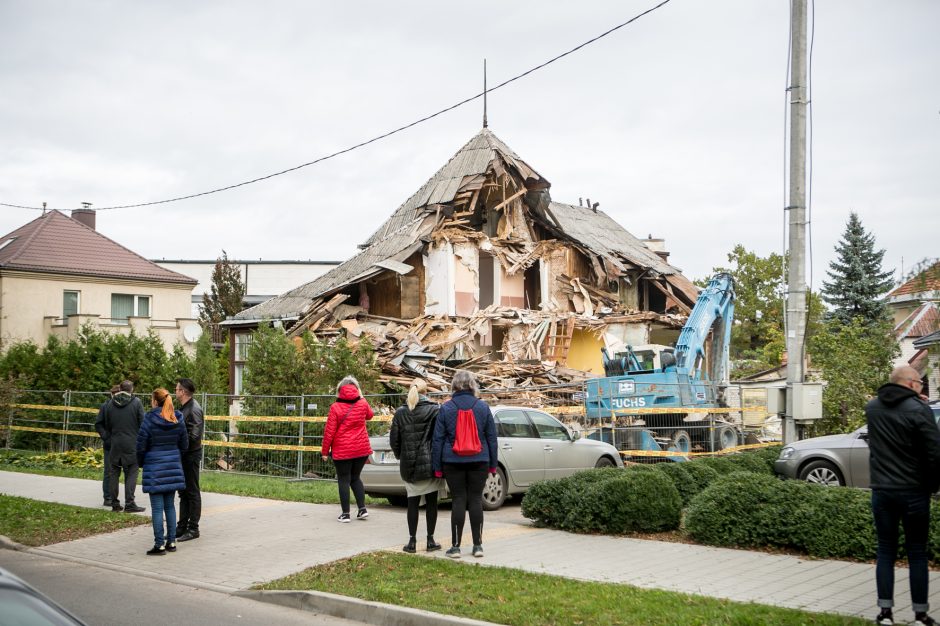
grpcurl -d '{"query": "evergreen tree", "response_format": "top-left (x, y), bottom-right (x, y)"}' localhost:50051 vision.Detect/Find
top-left (821, 212), bottom-right (893, 325)
top-left (199, 250), bottom-right (246, 328)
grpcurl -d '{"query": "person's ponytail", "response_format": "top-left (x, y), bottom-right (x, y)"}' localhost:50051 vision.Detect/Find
top-left (152, 388), bottom-right (177, 422)
top-left (406, 378), bottom-right (427, 411)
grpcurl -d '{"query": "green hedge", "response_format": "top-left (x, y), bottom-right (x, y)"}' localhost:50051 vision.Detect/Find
top-left (562, 471), bottom-right (682, 534)
top-left (684, 472), bottom-right (880, 560)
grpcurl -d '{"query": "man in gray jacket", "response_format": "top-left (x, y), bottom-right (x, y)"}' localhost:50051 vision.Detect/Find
top-left (866, 365), bottom-right (940, 626)
top-left (102, 380), bottom-right (146, 513)
top-left (175, 378), bottom-right (204, 541)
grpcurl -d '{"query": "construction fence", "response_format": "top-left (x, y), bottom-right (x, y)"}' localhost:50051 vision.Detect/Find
top-left (1, 384), bottom-right (779, 479)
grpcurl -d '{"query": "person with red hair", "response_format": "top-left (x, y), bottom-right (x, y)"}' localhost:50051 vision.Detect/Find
top-left (136, 388), bottom-right (188, 555)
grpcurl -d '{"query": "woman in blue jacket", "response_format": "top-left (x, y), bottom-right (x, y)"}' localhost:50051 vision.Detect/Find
top-left (136, 388), bottom-right (188, 555)
top-left (431, 370), bottom-right (497, 559)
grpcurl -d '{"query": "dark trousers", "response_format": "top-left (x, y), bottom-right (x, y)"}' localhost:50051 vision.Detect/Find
top-left (444, 462), bottom-right (488, 547)
top-left (108, 457), bottom-right (138, 506)
top-left (177, 450), bottom-right (202, 534)
top-left (102, 447), bottom-right (111, 500)
top-left (407, 491), bottom-right (439, 538)
top-left (334, 456), bottom-right (368, 514)
top-left (872, 489), bottom-right (931, 612)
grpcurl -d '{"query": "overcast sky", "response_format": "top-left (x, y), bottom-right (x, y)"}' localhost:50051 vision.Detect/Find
top-left (1, 1), bottom-right (937, 289)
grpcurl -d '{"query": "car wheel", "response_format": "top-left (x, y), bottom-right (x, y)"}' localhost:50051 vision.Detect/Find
top-left (482, 468), bottom-right (507, 511)
top-left (385, 495), bottom-right (408, 507)
top-left (594, 456), bottom-right (616, 468)
top-left (799, 460), bottom-right (844, 487)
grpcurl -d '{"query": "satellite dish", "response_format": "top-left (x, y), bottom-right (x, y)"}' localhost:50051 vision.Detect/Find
top-left (183, 324), bottom-right (203, 343)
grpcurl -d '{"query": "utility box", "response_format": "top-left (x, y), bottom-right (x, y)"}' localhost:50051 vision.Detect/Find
top-left (766, 387), bottom-right (787, 415)
top-left (790, 382), bottom-right (823, 422)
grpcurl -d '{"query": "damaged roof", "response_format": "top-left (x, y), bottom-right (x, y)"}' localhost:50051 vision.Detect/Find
top-left (229, 127), bottom-right (694, 324)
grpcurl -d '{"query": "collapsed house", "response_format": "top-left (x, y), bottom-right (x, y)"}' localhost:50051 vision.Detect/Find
top-left (222, 128), bottom-right (699, 393)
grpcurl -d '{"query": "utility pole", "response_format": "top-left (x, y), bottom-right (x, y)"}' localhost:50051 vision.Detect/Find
top-left (784, 0), bottom-right (808, 444)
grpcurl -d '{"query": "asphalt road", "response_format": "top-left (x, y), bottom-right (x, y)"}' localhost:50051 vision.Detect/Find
top-left (0, 550), bottom-right (361, 626)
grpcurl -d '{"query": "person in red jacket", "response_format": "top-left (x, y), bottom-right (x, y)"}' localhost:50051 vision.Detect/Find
top-left (322, 376), bottom-right (374, 522)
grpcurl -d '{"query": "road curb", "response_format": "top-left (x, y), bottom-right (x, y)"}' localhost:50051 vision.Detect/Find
top-left (236, 590), bottom-right (502, 626)
top-left (0, 534), bottom-right (27, 551)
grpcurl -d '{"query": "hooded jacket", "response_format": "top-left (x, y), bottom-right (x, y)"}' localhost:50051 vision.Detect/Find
top-left (96, 392), bottom-right (145, 465)
top-left (390, 398), bottom-right (439, 483)
top-left (136, 408), bottom-right (188, 493)
top-left (866, 382), bottom-right (940, 492)
top-left (432, 390), bottom-right (498, 472)
top-left (321, 384), bottom-right (373, 461)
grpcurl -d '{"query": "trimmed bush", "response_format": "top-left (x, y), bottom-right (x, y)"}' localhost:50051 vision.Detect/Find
top-left (521, 467), bottom-right (626, 527)
top-left (684, 472), bottom-right (786, 547)
top-left (652, 462), bottom-right (698, 506)
top-left (681, 462), bottom-right (720, 493)
top-left (685, 471), bottom-right (879, 560)
top-left (564, 470), bottom-right (681, 534)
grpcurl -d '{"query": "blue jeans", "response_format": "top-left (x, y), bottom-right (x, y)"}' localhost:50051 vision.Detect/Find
top-left (149, 492), bottom-right (177, 547)
top-left (872, 489), bottom-right (931, 612)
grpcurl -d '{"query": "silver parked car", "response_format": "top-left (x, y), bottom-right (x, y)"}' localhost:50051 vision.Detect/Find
top-left (361, 405), bottom-right (624, 510)
top-left (774, 402), bottom-right (940, 488)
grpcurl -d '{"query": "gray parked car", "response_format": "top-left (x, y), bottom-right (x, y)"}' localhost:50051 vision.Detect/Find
top-left (774, 401), bottom-right (940, 488)
top-left (0, 565), bottom-right (88, 625)
top-left (361, 405), bottom-right (624, 510)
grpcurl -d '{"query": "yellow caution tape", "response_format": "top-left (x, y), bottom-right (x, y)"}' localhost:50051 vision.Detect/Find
top-left (203, 414), bottom-right (392, 423)
top-left (10, 425), bottom-right (98, 437)
top-left (619, 441), bottom-right (779, 459)
top-left (12, 404), bottom-right (99, 414)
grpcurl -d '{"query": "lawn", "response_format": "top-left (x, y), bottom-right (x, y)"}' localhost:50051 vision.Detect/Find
top-left (257, 552), bottom-right (869, 626)
top-left (0, 494), bottom-right (147, 546)
top-left (0, 448), bottom-right (373, 505)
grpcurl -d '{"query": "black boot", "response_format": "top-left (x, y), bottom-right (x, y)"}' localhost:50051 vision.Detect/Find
top-left (426, 536), bottom-right (441, 552)
top-left (403, 537), bottom-right (417, 553)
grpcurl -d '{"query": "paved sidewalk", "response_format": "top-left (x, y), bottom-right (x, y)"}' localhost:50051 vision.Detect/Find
top-left (2, 470), bottom-right (939, 621)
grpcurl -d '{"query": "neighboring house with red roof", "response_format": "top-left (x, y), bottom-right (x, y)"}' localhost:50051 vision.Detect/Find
top-left (889, 260), bottom-right (940, 401)
top-left (0, 209), bottom-right (199, 353)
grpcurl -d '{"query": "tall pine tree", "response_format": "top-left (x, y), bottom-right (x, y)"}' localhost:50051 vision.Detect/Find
top-left (821, 212), bottom-right (893, 325)
top-left (199, 250), bottom-right (246, 330)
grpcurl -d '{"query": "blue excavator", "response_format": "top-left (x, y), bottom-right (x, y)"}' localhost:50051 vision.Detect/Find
top-left (584, 273), bottom-right (736, 455)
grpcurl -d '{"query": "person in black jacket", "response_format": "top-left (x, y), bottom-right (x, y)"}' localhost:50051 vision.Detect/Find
top-left (390, 379), bottom-right (444, 553)
top-left (101, 380), bottom-right (146, 513)
top-left (174, 378), bottom-right (204, 542)
top-left (866, 365), bottom-right (940, 626)
top-left (94, 384), bottom-right (120, 506)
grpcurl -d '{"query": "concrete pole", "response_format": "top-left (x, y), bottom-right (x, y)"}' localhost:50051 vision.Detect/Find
top-left (784, 0), bottom-right (807, 444)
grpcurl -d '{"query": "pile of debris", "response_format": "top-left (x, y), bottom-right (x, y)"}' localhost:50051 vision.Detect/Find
top-left (287, 293), bottom-right (685, 393)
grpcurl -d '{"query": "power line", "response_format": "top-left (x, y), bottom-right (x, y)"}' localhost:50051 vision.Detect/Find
top-left (1, 0), bottom-right (672, 213)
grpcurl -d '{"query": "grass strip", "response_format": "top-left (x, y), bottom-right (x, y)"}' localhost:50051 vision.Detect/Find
top-left (256, 552), bottom-right (869, 626)
top-left (0, 494), bottom-right (147, 546)
top-left (0, 451), bottom-right (371, 505)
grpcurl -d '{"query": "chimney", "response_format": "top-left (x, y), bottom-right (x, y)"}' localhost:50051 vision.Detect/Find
top-left (72, 203), bottom-right (96, 230)
top-left (642, 235), bottom-right (670, 261)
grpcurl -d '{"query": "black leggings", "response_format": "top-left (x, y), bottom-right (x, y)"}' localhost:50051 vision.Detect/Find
top-left (334, 456), bottom-right (368, 514)
top-left (444, 462), bottom-right (488, 546)
top-left (407, 491), bottom-right (439, 538)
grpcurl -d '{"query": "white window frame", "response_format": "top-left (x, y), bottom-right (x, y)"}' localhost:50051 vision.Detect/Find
top-left (111, 293), bottom-right (152, 324)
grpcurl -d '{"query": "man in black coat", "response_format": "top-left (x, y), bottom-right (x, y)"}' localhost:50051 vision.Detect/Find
top-left (94, 384), bottom-right (120, 506)
top-left (175, 378), bottom-right (204, 541)
top-left (101, 380), bottom-right (146, 513)
top-left (866, 365), bottom-right (940, 626)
